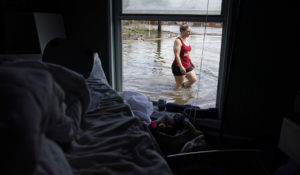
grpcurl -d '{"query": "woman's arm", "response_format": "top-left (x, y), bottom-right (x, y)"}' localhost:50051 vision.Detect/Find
top-left (174, 39), bottom-right (186, 74)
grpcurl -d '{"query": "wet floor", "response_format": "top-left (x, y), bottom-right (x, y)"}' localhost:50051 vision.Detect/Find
top-left (122, 24), bottom-right (222, 108)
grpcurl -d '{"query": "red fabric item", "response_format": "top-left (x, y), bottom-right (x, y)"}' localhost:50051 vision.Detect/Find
top-left (172, 37), bottom-right (192, 69)
top-left (150, 121), bottom-right (157, 129)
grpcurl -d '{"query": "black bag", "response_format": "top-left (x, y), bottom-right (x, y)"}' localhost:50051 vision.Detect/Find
top-left (153, 126), bottom-right (196, 155)
top-left (150, 114), bottom-right (201, 155)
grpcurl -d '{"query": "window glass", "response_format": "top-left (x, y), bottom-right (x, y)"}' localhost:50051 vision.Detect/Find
top-left (122, 0), bottom-right (222, 15)
top-left (122, 20), bottom-right (222, 108)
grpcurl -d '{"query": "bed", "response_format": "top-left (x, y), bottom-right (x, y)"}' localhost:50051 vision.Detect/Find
top-left (0, 36), bottom-right (271, 175)
top-left (0, 38), bottom-right (173, 175)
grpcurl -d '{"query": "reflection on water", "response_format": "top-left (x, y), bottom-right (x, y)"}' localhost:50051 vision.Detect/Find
top-left (122, 24), bottom-right (222, 108)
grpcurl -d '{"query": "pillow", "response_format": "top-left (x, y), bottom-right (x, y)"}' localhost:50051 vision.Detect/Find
top-left (87, 52), bottom-right (110, 86)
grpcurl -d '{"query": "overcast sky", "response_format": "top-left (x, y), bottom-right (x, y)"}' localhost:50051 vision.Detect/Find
top-left (123, 0), bottom-right (221, 11)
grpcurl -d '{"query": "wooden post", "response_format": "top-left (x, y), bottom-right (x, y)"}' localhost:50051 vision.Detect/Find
top-left (158, 21), bottom-right (162, 33)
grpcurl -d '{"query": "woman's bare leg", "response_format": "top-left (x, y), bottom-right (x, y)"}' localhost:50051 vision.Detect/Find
top-left (183, 70), bottom-right (197, 88)
top-left (174, 75), bottom-right (185, 90)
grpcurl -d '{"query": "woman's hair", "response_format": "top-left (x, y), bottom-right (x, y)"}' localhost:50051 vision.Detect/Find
top-left (180, 24), bottom-right (190, 32)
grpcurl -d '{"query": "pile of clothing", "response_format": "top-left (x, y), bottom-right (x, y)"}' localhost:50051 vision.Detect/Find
top-left (149, 111), bottom-right (207, 155)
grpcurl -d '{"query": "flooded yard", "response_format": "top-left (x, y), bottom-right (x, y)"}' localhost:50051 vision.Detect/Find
top-left (122, 23), bottom-right (222, 108)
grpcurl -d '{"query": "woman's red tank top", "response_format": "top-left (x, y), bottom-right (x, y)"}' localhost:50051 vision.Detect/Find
top-left (172, 37), bottom-right (192, 69)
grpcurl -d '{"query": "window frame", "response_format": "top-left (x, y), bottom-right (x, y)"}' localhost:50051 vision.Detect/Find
top-left (109, 0), bottom-right (233, 117)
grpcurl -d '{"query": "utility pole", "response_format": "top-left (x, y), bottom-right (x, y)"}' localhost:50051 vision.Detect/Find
top-left (158, 21), bottom-right (162, 33)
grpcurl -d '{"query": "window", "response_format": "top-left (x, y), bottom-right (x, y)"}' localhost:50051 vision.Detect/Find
top-left (122, 0), bottom-right (222, 15)
top-left (122, 20), bottom-right (222, 108)
top-left (110, 0), bottom-right (230, 110)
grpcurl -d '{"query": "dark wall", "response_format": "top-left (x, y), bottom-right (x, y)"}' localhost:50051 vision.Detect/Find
top-left (0, 0), bottom-right (110, 81)
top-left (62, 0), bottom-right (110, 81)
top-left (222, 0), bottom-right (300, 148)
top-left (0, 0), bottom-right (63, 12)
top-left (0, 11), bottom-right (40, 54)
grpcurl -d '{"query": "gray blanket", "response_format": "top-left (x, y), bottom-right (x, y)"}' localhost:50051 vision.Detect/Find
top-left (67, 79), bottom-right (172, 175)
top-left (0, 60), bottom-right (173, 175)
top-left (0, 64), bottom-right (73, 175)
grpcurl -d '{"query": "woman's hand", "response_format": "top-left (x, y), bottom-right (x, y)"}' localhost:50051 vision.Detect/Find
top-left (191, 62), bottom-right (196, 68)
top-left (180, 66), bottom-right (186, 75)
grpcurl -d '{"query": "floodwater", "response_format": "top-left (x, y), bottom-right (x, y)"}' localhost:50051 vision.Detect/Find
top-left (122, 24), bottom-right (222, 108)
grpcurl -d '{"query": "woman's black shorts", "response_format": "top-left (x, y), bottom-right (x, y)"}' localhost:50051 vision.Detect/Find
top-left (172, 64), bottom-right (193, 76)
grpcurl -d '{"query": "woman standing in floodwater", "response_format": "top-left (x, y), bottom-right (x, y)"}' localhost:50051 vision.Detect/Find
top-left (171, 25), bottom-right (197, 90)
